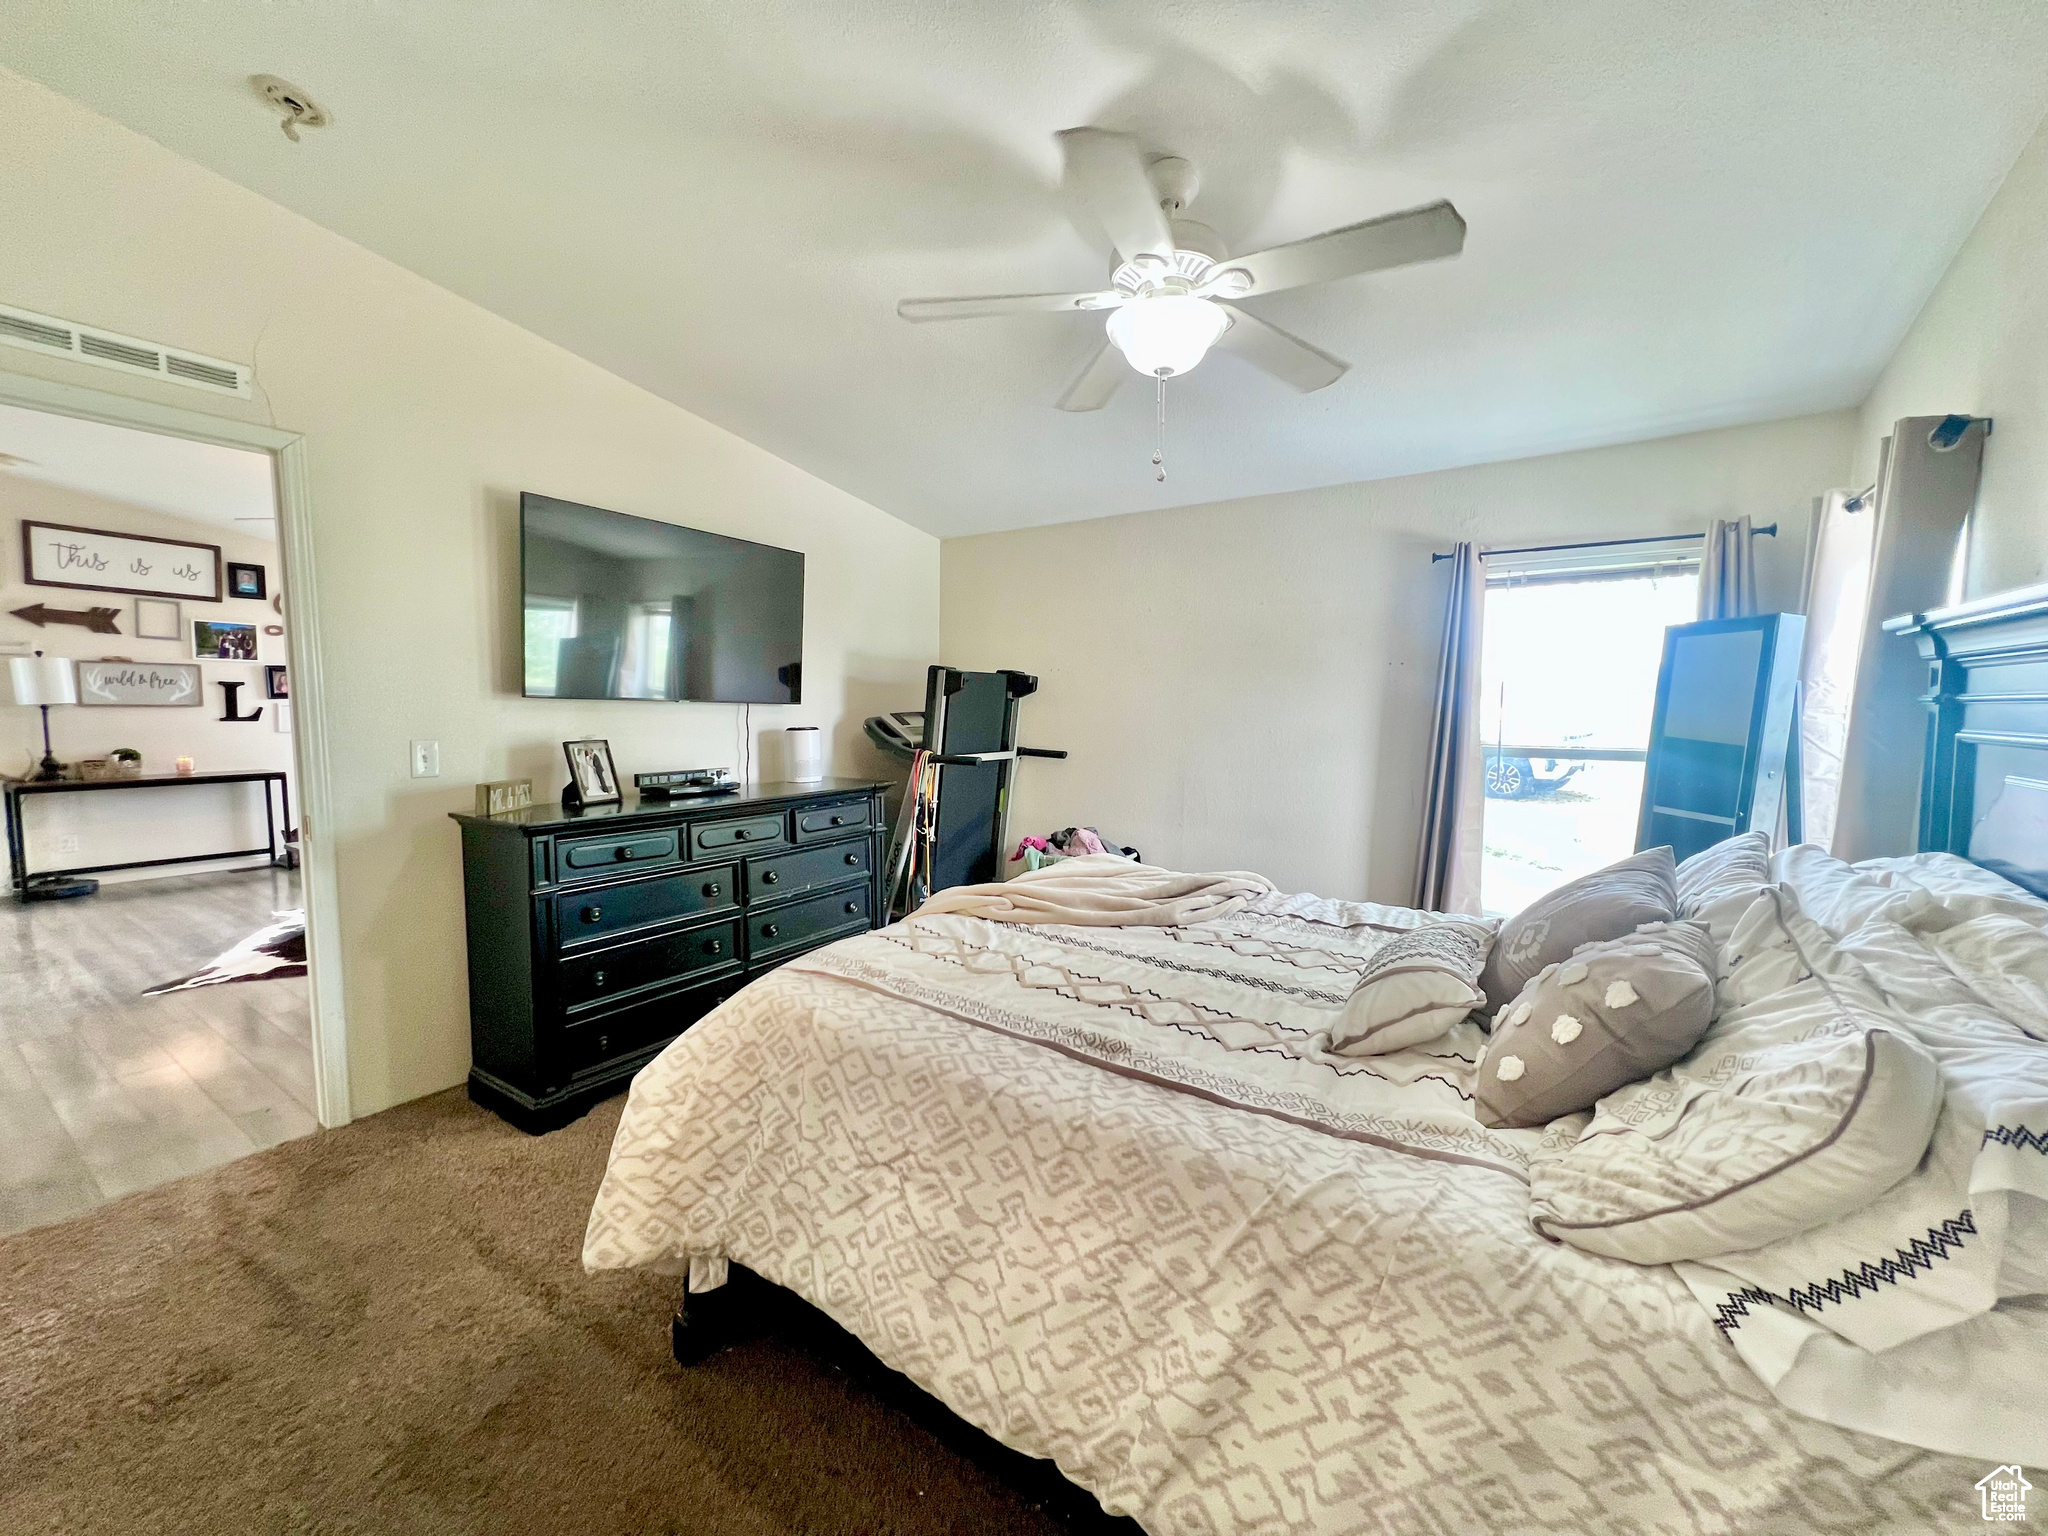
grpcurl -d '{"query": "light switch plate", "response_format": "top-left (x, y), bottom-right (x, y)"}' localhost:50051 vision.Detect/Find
top-left (410, 739), bottom-right (440, 778)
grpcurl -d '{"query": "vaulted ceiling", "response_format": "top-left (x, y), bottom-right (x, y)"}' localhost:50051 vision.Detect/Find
top-left (5, 2), bottom-right (2047, 536)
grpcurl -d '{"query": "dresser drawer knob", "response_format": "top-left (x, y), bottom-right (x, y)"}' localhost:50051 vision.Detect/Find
top-left (592, 970), bottom-right (608, 989)
top-left (580, 906), bottom-right (603, 924)
top-left (762, 870), bottom-right (780, 885)
top-left (615, 846), bottom-right (635, 861)
top-left (597, 1033), bottom-right (610, 1054)
top-left (829, 815), bottom-right (844, 825)
top-left (763, 923), bottom-right (780, 939)
top-left (702, 882), bottom-right (722, 898)
top-left (735, 828), bottom-right (750, 840)
top-left (844, 852), bottom-right (860, 866)
top-left (705, 939), bottom-right (723, 956)
top-left (844, 901), bottom-right (859, 914)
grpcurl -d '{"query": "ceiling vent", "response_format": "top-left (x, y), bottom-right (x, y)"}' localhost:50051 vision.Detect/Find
top-left (0, 302), bottom-right (252, 398)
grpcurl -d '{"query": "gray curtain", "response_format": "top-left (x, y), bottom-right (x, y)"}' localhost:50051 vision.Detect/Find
top-left (1413, 542), bottom-right (1486, 914)
top-left (1697, 516), bottom-right (1758, 619)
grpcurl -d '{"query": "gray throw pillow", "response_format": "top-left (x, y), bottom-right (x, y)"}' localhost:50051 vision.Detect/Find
top-left (1475, 920), bottom-right (1717, 1129)
top-left (1479, 845), bottom-right (1678, 1009)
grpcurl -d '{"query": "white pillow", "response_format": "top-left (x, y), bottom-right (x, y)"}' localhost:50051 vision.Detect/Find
top-left (1529, 886), bottom-right (1942, 1264)
top-left (1675, 830), bottom-right (1771, 945)
top-left (1329, 921), bottom-right (1489, 1056)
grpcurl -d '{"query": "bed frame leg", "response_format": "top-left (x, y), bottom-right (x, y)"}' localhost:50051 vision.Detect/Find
top-left (669, 1270), bottom-right (758, 1366)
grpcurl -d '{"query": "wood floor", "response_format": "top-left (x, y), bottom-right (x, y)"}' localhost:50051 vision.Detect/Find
top-left (0, 866), bottom-right (316, 1238)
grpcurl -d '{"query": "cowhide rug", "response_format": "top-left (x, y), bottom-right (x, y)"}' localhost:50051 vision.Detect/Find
top-left (144, 909), bottom-right (307, 996)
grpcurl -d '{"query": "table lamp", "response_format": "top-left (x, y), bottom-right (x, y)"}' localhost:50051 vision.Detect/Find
top-left (7, 652), bottom-right (77, 782)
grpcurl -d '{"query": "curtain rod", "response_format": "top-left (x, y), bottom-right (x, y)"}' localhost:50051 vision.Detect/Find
top-left (1429, 523), bottom-right (1777, 564)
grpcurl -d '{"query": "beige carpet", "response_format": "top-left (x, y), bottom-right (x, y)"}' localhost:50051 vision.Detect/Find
top-left (0, 1089), bottom-right (1132, 1535)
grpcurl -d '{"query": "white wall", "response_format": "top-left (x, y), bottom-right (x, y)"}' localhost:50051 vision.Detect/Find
top-left (1856, 111), bottom-right (2048, 598)
top-left (2, 477), bottom-right (294, 880)
top-left (0, 70), bottom-right (938, 1116)
top-left (942, 413), bottom-right (1853, 904)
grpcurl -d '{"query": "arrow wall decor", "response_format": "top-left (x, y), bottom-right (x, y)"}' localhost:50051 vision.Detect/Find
top-left (10, 602), bottom-right (123, 635)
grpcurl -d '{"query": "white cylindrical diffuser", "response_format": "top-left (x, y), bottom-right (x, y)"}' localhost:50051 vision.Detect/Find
top-left (785, 726), bottom-right (823, 782)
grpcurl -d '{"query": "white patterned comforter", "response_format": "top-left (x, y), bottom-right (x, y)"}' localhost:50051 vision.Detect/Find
top-left (584, 893), bottom-right (1994, 1533)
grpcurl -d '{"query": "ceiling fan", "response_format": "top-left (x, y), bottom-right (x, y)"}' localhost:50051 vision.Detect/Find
top-left (898, 127), bottom-right (1467, 414)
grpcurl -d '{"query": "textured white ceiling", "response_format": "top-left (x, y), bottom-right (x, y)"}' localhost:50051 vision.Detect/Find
top-left (0, 401), bottom-right (277, 534)
top-left (4, 2), bottom-right (2046, 537)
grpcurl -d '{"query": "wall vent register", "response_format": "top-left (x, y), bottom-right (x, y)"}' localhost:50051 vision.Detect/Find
top-left (0, 302), bottom-right (252, 397)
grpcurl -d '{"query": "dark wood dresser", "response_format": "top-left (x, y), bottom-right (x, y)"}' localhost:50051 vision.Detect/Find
top-left (450, 778), bottom-right (888, 1132)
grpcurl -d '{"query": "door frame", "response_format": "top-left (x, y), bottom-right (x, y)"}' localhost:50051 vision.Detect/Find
top-left (0, 367), bottom-right (351, 1126)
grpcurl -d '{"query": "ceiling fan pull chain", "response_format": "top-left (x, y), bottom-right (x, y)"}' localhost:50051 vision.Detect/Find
top-left (1153, 372), bottom-right (1167, 482)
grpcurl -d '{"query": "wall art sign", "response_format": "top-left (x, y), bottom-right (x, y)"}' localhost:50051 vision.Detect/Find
top-left (22, 520), bottom-right (223, 603)
top-left (75, 660), bottom-right (204, 708)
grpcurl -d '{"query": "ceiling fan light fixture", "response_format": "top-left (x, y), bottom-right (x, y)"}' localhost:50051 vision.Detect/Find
top-left (1105, 293), bottom-right (1230, 378)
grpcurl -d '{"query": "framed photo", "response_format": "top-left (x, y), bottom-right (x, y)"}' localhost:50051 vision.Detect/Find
top-left (23, 520), bottom-right (222, 602)
top-left (134, 597), bottom-right (182, 641)
top-left (192, 619), bottom-right (259, 660)
top-left (264, 664), bottom-right (289, 699)
top-left (562, 738), bottom-right (622, 807)
top-left (227, 562), bottom-right (267, 600)
top-left (76, 660), bottom-right (203, 707)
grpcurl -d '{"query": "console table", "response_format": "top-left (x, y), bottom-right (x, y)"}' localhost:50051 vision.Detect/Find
top-left (451, 778), bottom-right (889, 1132)
top-left (5, 769), bottom-right (297, 897)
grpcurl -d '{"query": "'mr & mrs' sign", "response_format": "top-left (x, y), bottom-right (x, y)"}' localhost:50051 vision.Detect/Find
top-left (23, 520), bottom-right (223, 603)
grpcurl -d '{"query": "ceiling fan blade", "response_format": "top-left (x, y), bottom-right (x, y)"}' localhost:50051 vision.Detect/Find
top-left (1221, 200), bottom-right (1466, 298)
top-left (1214, 306), bottom-right (1348, 392)
top-left (1055, 340), bottom-right (1128, 412)
top-left (1056, 127), bottom-right (1175, 266)
top-left (897, 290), bottom-right (1118, 322)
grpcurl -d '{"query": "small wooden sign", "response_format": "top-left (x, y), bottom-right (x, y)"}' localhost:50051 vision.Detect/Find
top-left (475, 778), bottom-right (535, 816)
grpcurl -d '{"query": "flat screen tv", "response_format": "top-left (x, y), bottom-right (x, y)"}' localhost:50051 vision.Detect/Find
top-left (521, 492), bottom-right (803, 704)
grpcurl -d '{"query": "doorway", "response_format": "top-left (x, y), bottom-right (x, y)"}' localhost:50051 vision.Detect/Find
top-left (0, 377), bottom-right (344, 1237)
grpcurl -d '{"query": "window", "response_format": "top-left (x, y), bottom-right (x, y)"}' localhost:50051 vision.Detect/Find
top-left (1479, 560), bottom-right (1699, 917)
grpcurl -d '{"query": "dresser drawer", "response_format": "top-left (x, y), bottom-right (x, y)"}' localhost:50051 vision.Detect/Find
top-left (559, 919), bottom-right (738, 1013)
top-left (748, 837), bottom-right (870, 902)
top-left (793, 799), bottom-right (872, 843)
top-left (690, 814), bottom-right (786, 860)
top-left (750, 884), bottom-right (872, 959)
top-left (558, 828), bottom-right (681, 879)
top-left (555, 866), bottom-right (737, 948)
top-left (560, 976), bottom-right (740, 1078)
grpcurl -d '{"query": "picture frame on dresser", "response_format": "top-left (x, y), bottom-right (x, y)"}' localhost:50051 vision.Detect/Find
top-left (562, 738), bottom-right (622, 808)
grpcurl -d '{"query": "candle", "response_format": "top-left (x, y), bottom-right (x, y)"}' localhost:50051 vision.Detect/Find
top-left (174, 757), bottom-right (194, 776)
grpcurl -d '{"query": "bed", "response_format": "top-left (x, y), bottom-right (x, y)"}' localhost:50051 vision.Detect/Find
top-left (585, 588), bottom-right (2048, 1534)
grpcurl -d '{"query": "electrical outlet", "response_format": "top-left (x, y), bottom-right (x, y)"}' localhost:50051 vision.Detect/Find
top-left (56, 834), bottom-right (79, 854)
top-left (410, 739), bottom-right (441, 779)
